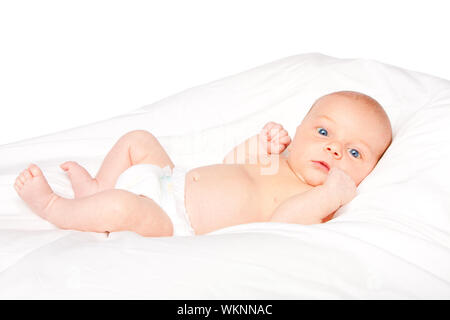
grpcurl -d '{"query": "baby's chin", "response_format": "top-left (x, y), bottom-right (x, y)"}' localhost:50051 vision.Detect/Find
top-left (298, 170), bottom-right (327, 187)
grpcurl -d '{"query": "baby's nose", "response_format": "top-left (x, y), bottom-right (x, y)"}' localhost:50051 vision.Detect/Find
top-left (325, 145), bottom-right (342, 159)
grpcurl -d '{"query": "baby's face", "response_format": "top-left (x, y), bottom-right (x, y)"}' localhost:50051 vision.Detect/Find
top-left (287, 93), bottom-right (392, 187)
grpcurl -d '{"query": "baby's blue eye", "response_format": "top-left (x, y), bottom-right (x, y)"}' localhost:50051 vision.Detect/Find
top-left (349, 148), bottom-right (360, 158)
top-left (317, 128), bottom-right (328, 136)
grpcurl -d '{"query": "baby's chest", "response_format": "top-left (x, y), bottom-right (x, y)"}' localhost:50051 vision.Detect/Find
top-left (186, 164), bottom-right (301, 218)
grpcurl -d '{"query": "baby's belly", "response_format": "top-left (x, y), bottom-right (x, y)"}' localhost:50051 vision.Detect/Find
top-left (184, 164), bottom-right (262, 235)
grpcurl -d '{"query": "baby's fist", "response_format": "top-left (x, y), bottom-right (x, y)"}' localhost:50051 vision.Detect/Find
top-left (323, 167), bottom-right (357, 207)
top-left (260, 122), bottom-right (291, 154)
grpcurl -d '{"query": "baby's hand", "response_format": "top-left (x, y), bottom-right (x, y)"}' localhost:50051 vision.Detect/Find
top-left (260, 122), bottom-right (291, 154)
top-left (322, 167), bottom-right (357, 207)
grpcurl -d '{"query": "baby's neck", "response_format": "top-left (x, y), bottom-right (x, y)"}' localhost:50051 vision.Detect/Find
top-left (283, 157), bottom-right (306, 184)
top-left (264, 156), bottom-right (307, 185)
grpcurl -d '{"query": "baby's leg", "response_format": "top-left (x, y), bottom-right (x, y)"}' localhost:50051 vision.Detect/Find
top-left (61, 130), bottom-right (174, 198)
top-left (15, 164), bottom-right (173, 237)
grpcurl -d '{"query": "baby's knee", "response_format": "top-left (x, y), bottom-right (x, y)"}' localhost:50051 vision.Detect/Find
top-left (122, 129), bottom-right (157, 145)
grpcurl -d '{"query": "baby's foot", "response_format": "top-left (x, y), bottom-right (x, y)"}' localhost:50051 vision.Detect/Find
top-left (14, 164), bottom-right (60, 219)
top-left (60, 161), bottom-right (99, 198)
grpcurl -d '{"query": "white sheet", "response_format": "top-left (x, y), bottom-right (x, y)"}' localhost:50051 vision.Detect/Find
top-left (1, 53), bottom-right (449, 299)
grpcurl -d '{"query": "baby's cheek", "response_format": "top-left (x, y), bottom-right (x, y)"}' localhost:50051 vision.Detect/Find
top-left (350, 169), bottom-right (368, 187)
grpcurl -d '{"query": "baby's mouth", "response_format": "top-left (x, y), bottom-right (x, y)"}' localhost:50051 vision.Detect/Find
top-left (311, 160), bottom-right (330, 172)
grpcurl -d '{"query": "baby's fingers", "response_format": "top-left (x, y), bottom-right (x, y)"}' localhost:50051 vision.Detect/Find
top-left (267, 125), bottom-right (284, 140)
top-left (269, 135), bottom-right (291, 154)
top-left (263, 122), bottom-right (278, 131)
top-left (278, 129), bottom-right (289, 138)
top-left (268, 141), bottom-right (284, 154)
top-left (264, 122), bottom-right (284, 135)
top-left (271, 131), bottom-right (291, 143)
top-left (279, 135), bottom-right (291, 145)
top-left (269, 128), bottom-right (289, 142)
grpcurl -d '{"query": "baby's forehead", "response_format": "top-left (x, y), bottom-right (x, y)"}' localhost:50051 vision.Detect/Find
top-left (309, 106), bottom-right (386, 135)
top-left (310, 92), bottom-right (385, 120)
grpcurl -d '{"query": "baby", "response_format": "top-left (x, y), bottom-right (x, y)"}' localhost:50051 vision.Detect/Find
top-left (14, 91), bottom-right (392, 237)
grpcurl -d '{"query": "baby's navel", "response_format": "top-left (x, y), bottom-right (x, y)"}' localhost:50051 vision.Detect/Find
top-left (192, 172), bottom-right (200, 181)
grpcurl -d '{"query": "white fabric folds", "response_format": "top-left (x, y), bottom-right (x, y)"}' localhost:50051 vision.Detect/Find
top-left (0, 53), bottom-right (449, 298)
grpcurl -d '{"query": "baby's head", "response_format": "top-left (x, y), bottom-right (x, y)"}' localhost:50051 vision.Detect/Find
top-left (287, 91), bottom-right (392, 186)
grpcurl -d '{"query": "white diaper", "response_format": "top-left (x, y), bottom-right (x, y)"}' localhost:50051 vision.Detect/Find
top-left (114, 164), bottom-right (195, 236)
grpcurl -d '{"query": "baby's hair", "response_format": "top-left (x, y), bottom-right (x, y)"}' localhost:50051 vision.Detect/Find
top-left (307, 90), bottom-right (384, 115)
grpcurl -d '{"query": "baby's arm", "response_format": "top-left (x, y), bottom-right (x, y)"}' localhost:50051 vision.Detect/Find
top-left (270, 168), bottom-right (356, 224)
top-left (223, 122), bottom-right (291, 164)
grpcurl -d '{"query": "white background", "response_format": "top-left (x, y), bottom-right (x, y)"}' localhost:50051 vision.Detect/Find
top-left (1, 0), bottom-right (449, 146)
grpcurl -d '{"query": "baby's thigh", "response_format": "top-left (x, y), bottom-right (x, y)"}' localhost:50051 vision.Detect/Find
top-left (133, 194), bottom-right (174, 237)
top-left (125, 130), bottom-right (174, 169)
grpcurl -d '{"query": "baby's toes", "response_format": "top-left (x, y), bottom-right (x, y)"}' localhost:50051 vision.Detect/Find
top-left (28, 163), bottom-right (43, 177)
top-left (14, 169), bottom-right (31, 192)
top-left (19, 169), bottom-right (32, 184)
top-left (60, 161), bottom-right (78, 172)
top-left (14, 177), bottom-right (24, 191)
